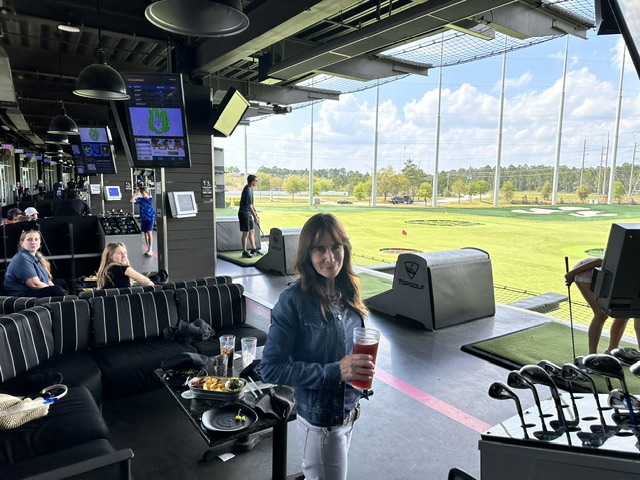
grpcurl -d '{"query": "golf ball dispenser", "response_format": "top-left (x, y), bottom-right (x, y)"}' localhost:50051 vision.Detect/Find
top-left (365, 248), bottom-right (495, 330)
top-left (482, 354), bottom-right (640, 480)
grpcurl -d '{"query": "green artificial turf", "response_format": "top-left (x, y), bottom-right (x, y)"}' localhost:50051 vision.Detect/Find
top-left (358, 272), bottom-right (392, 300)
top-left (462, 322), bottom-right (640, 393)
top-left (217, 251), bottom-right (260, 267)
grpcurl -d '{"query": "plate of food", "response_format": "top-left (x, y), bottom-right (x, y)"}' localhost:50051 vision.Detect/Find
top-left (201, 404), bottom-right (258, 432)
top-left (162, 368), bottom-right (206, 387)
top-left (188, 376), bottom-right (247, 400)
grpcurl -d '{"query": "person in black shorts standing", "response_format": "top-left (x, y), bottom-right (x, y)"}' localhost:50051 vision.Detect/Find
top-left (238, 174), bottom-right (261, 258)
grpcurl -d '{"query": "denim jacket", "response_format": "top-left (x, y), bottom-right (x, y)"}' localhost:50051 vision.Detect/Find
top-left (260, 282), bottom-right (365, 427)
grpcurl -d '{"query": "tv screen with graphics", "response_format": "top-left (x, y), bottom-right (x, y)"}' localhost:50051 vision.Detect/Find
top-left (104, 185), bottom-right (122, 201)
top-left (78, 126), bottom-right (117, 175)
top-left (70, 141), bottom-right (87, 176)
top-left (122, 73), bottom-right (191, 169)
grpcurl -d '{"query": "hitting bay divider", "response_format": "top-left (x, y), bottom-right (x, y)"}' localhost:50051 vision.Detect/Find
top-left (365, 248), bottom-right (495, 330)
top-left (255, 227), bottom-right (301, 275)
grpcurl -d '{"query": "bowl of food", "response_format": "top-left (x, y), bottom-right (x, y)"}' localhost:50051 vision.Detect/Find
top-left (188, 376), bottom-right (247, 400)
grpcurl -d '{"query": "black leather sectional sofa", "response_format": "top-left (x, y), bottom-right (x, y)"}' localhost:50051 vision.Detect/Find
top-left (0, 277), bottom-right (269, 478)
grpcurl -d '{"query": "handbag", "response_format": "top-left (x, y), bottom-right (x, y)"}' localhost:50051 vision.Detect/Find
top-left (0, 384), bottom-right (68, 430)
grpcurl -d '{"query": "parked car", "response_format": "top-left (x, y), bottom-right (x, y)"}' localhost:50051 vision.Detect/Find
top-left (390, 195), bottom-right (404, 204)
top-left (337, 199), bottom-right (353, 204)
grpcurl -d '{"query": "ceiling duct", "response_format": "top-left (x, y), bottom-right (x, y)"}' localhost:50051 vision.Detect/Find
top-left (0, 47), bottom-right (18, 108)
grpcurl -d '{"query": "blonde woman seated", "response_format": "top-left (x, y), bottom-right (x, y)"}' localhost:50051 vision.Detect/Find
top-left (97, 242), bottom-right (154, 289)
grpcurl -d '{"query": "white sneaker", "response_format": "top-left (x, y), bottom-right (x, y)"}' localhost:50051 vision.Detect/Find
top-left (144, 251), bottom-right (153, 257)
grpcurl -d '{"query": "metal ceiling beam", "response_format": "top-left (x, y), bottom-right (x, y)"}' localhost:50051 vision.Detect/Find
top-left (194, 0), bottom-right (362, 74)
top-left (318, 56), bottom-right (431, 81)
top-left (203, 77), bottom-right (340, 105)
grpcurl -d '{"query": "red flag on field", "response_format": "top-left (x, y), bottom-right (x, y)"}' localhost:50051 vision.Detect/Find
top-left (402, 230), bottom-right (407, 236)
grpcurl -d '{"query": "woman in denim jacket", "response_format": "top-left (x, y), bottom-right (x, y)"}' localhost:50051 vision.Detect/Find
top-left (261, 213), bottom-right (375, 480)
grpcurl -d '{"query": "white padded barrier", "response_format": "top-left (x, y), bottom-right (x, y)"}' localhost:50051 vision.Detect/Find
top-left (365, 247), bottom-right (495, 330)
top-left (216, 217), bottom-right (261, 252)
top-left (255, 227), bottom-right (301, 275)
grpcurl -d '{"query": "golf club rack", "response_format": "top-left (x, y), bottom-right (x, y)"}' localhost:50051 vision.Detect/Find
top-left (481, 349), bottom-right (640, 480)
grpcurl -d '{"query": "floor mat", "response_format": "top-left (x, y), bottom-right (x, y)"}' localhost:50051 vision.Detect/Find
top-left (217, 250), bottom-right (261, 267)
top-left (461, 322), bottom-right (640, 393)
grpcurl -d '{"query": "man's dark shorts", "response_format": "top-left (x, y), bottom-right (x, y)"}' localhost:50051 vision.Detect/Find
top-left (238, 211), bottom-right (253, 232)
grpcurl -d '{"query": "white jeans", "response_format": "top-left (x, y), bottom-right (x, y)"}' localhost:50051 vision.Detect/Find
top-left (296, 415), bottom-right (355, 480)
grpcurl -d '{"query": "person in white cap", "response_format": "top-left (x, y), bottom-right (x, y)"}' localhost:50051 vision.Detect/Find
top-left (24, 207), bottom-right (38, 219)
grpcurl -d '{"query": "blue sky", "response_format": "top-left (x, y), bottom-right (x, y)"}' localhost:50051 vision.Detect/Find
top-left (216, 30), bottom-right (640, 177)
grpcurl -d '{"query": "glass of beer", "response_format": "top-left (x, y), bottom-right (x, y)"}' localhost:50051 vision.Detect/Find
top-left (219, 335), bottom-right (236, 376)
top-left (352, 327), bottom-right (381, 389)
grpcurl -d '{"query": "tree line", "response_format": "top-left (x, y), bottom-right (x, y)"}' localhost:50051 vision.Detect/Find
top-left (225, 159), bottom-right (640, 202)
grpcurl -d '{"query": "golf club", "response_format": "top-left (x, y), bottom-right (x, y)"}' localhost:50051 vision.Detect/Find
top-left (520, 365), bottom-right (575, 441)
top-left (576, 355), bottom-right (614, 393)
top-left (565, 256), bottom-right (577, 360)
top-left (610, 348), bottom-right (640, 366)
top-left (583, 354), bottom-right (639, 428)
top-left (488, 381), bottom-right (532, 438)
top-left (561, 363), bottom-right (618, 435)
top-left (538, 359), bottom-right (581, 426)
top-left (608, 388), bottom-right (640, 411)
top-left (630, 360), bottom-right (640, 379)
top-left (507, 371), bottom-right (562, 441)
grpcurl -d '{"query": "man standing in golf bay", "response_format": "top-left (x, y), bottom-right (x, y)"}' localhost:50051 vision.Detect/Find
top-left (239, 174), bottom-right (262, 258)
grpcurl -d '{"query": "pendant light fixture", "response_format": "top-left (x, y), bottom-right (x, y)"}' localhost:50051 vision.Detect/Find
top-left (145, 0), bottom-right (249, 37)
top-left (44, 143), bottom-right (64, 157)
top-left (73, 0), bottom-right (129, 100)
top-left (48, 37), bottom-right (80, 136)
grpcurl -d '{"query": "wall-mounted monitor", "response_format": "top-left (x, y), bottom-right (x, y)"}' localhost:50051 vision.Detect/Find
top-left (121, 73), bottom-right (191, 169)
top-left (167, 191), bottom-right (198, 218)
top-left (104, 185), bottom-right (122, 201)
top-left (593, 223), bottom-right (640, 316)
top-left (78, 126), bottom-right (117, 175)
top-left (70, 142), bottom-right (87, 176)
top-left (209, 87), bottom-right (250, 138)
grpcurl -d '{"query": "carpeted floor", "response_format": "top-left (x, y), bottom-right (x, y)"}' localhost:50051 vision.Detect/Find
top-left (461, 321), bottom-right (640, 393)
top-left (217, 251), bottom-right (261, 267)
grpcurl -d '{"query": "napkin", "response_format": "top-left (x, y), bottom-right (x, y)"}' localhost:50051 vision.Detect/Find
top-left (254, 385), bottom-right (295, 421)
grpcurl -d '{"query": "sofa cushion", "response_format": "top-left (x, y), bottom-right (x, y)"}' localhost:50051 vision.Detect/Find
top-left (0, 386), bottom-right (109, 467)
top-left (0, 351), bottom-right (103, 404)
top-left (175, 283), bottom-right (246, 330)
top-left (162, 275), bottom-right (232, 290)
top-left (91, 338), bottom-right (196, 399)
top-left (78, 285), bottom-right (161, 299)
top-left (0, 296), bottom-right (78, 314)
top-left (90, 290), bottom-right (179, 346)
top-left (1, 438), bottom-right (118, 479)
top-left (42, 300), bottom-right (92, 355)
top-left (0, 307), bottom-right (54, 383)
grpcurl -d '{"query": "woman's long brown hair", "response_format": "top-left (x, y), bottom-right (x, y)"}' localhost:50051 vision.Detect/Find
top-left (294, 213), bottom-right (367, 321)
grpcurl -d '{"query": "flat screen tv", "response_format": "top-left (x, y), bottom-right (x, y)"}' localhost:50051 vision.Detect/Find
top-left (167, 191), bottom-right (198, 218)
top-left (604, 0), bottom-right (640, 78)
top-left (78, 126), bottom-right (117, 175)
top-left (593, 223), bottom-right (640, 316)
top-left (121, 73), bottom-right (191, 169)
top-left (209, 87), bottom-right (250, 138)
top-left (70, 142), bottom-right (87, 176)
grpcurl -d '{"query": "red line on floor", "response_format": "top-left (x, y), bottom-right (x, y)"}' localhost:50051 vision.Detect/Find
top-left (376, 368), bottom-right (491, 433)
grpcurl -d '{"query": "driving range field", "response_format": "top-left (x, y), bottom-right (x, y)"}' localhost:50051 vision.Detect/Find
top-left (224, 203), bottom-right (640, 298)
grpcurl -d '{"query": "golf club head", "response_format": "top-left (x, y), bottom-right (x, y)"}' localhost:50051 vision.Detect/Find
top-left (610, 348), bottom-right (640, 366)
top-left (577, 430), bottom-right (608, 448)
top-left (520, 365), bottom-right (557, 390)
top-left (608, 389), bottom-right (640, 411)
top-left (561, 363), bottom-right (593, 388)
top-left (631, 360), bottom-right (640, 379)
top-left (583, 354), bottom-right (624, 381)
top-left (538, 359), bottom-right (562, 379)
top-left (488, 381), bottom-right (520, 403)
